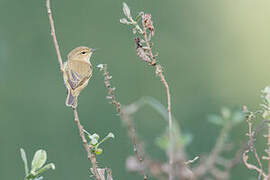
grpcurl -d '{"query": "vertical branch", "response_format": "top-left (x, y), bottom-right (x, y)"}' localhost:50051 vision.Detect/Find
top-left (46, 1), bottom-right (101, 179)
top-left (242, 109), bottom-right (268, 180)
top-left (98, 64), bottom-right (147, 180)
top-left (46, 0), bottom-right (64, 72)
top-left (156, 66), bottom-right (174, 180)
top-left (267, 123), bottom-right (270, 180)
top-left (132, 12), bottom-right (175, 180)
top-left (73, 108), bottom-right (101, 180)
top-left (141, 14), bottom-right (174, 180)
top-left (123, 113), bottom-right (148, 180)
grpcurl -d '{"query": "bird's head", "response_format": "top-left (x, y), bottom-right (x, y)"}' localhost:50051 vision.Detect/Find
top-left (68, 46), bottom-right (96, 62)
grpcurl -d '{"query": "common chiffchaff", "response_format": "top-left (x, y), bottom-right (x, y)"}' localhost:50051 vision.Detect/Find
top-left (63, 46), bottom-right (96, 108)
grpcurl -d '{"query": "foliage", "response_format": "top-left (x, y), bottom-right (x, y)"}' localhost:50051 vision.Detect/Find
top-left (20, 148), bottom-right (55, 180)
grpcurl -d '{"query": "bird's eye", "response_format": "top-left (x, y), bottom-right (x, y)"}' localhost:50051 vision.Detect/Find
top-left (81, 51), bottom-right (86, 55)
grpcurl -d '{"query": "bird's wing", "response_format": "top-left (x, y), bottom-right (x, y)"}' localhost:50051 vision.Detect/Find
top-left (67, 69), bottom-right (89, 90)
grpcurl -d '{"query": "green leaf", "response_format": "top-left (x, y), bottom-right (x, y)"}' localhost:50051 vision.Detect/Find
top-left (221, 107), bottom-right (231, 119)
top-left (89, 133), bottom-right (100, 145)
top-left (120, 18), bottom-right (130, 24)
top-left (31, 150), bottom-right (47, 172)
top-left (90, 138), bottom-right (98, 146)
top-left (232, 110), bottom-right (244, 125)
top-left (20, 148), bottom-right (29, 176)
top-left (208, 115), bottom-right (224, 126)
top-left (107, 132), bottom-right (115, 139)
top-left (122, 2), bottom-right (131, 19)
top-left (35, 163), bottom-right (55, 175)
top-left (155, 135), bottom-right (168, 150)
top-left (141, 97), bottom-right (170, 121)
top-left (95, 148), bottom-right (103, 155)
top-left (182, 133), bottom-right (193, 146)
top-left (33, 177), bottom-right (43, 180)
top-left (135, 12), bottom-right (144, 22)
top-left (91, 133), bottom-right (100, 140)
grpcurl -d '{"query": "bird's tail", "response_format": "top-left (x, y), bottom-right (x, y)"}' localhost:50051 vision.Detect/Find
top-left (66, 90), bottom-right (77, 108)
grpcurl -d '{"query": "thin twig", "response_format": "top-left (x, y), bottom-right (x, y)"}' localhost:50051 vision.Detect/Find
top-left (46, 0), bottom-right (64, 72)
top-left (268, 124), bottom-right (270, 178)
top-left (193, 120), bottom-right (231, 177)
top-left (185, 156), bottom-right (199, 166)
top-left (243, 150), bottom-right (267, 179)
top-left (123, 113), bottom-right (147, 180)
top-left (155, 66), bottom-right (174, 180)
top-left (99, 64), bottom-right (147, 180)
top-left (140, 13), bottom-right (174, 180)
top-left (246, 113), bottom-right (264, 179)
top-left (122, 6), bottom-right (174, 179)
top-left (46, 1), bottom-right (101, 179)
top-left (73, 108), bottom-right (101, 180)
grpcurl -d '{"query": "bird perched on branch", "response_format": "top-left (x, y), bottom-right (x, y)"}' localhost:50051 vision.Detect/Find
top-left (63, 46), bottom-right (96, 108)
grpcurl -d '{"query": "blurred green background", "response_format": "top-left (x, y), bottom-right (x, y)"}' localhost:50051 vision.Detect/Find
top-left (1, 0), bottom-right (270, 179)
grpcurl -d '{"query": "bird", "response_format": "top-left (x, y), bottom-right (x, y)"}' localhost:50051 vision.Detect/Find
top-left (63, 46), bottom-right (96, 108)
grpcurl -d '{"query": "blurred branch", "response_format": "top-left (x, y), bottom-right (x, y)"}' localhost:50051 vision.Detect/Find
top-left (120, 4), bottom-right (174, 179)
top-left (98, 64), bottom-right (147, 180)
top-left (123, 97), bottom-right (194, 180)
top-left (243, 150), bottom-right (267, 179)
top-left (190, 108), bottom-right (245, 180)
top-left (46, 1), bottom-right (102, 179)
top-left (185, 156), bottom-right (199, 166)
top-left (242, 101), bottom-right (270, 180)
top-left (245, 111), bottom-right (264, 179)
top-left (193, 119), bottom-right (231, 177)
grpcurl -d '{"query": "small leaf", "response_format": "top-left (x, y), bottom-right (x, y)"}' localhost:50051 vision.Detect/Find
top-left (123, 2), bottom-right (132, 19)
top-left (232, 110), bottom-right (244, 125)
top-left (262, 86), bottom-right (270, 104)
top-left (120, 18), bottom-right (129, 24)
top-left (90, 138), bottom-right (98, 146)
top-left (95, 148), bottom-right (103, 155)
top-left (31, 150), bottom-right (47, 172)
top-left (135, 12), bottom-right (144, 22)
top-left (33, 177), bottom-right (44, 180)
top-left (90, 133), bottom-right (100, 145)
top-left (263, 110), bottom-right (270, 120)
top-left (35, 163), bottom-right (55, 176)
top-left (20, 148), bottom-right (29, 176)
top-left (182, 133), bottom-right (193, 146)
top-left (221, 107), bottom-right (231, 119)
top-left (208, 115), bottom-right (224, 126)
top-left (107, 132), bottom-right (115, 139)
top-left (155, 135), bottom-right (168, 150)
top-left (91, 133), bottom-right (100, 140)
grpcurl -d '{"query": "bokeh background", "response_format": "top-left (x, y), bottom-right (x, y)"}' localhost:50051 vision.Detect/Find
top-left (1, 0), bottom-right (270, 179)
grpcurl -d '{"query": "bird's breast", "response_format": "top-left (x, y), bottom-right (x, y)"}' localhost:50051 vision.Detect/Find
top-left (68, 60), bottom-right (92, 77)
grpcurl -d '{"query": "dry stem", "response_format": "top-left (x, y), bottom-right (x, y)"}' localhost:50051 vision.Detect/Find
top-left (242, 110), bottom-right (270, 180)
top-left (137, 14), bottom-right (174, 180)
top-left (123, 113), bottom-right (147, 180)
top-left (156, 66), bottom-right (174, 180)
top-left (100, 64), bottom-right (147, 180)
top-left (135, 15), bottom-right (174, 180)
top-left (246, 113), bottom-right (264, 179)
top-left (73, 108), bottom-right (101, 180)
top-left (46, 0), bottom-right (63, 72)
top-left (46, 0), bottom-right (101, 179)
top-left (268, 124), bottom-right (270, 178)
top-left (193, 119), bottom-right (231, 177)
